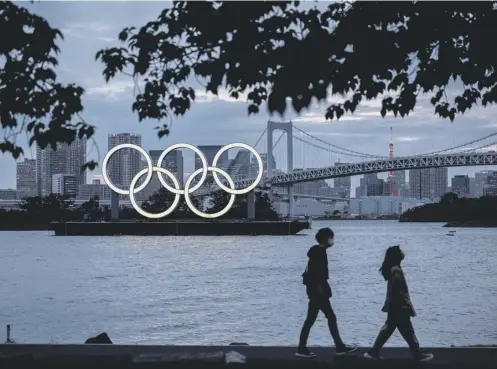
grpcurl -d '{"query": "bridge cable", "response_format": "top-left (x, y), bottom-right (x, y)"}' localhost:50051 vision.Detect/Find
top-left (293, 125), bottom-right (385, 158)
top-left (293, 135), bottom-right (382, 159)
top-left (418, 132), bottom-right (497, 156)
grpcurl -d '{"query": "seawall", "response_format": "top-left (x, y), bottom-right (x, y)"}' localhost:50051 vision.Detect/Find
top-left (0, 345), bottom-right (496, 369)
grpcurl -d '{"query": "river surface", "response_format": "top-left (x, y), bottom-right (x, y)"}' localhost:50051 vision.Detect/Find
top-left (0, 220), bottom-right (496, 346)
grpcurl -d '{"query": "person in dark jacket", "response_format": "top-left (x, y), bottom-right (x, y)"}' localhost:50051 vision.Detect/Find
top-left (364, 245), bottom-right (434, 362)
top-left (296, 227), bottom-right (356, 358)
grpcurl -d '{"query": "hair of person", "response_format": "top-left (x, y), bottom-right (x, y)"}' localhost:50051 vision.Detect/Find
top-left (315, 227), bottom-right (334, 244)
top-left (379, 245), bottom-right (403, 281)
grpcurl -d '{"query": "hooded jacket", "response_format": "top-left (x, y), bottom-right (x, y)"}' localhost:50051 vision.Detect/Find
top-left (303, 245), bottom-right (332, 299)
top-left (381, 265), bottom-right (416, 317)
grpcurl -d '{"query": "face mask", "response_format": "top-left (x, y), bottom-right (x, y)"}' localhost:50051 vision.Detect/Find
top-left (328, 238), bottom-right (334, 247)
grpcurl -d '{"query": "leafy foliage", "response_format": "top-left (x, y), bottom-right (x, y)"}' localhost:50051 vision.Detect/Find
top-left (0, 2), bottom-right (96, 168)
top-left (209, 190), bottom-right (279, 220)
top-left (97, 1), bottom-right (497, 129)
top-left (400, 193), bottom-right (497, 223)
top-left (142, 187), bottom-right (202, 218)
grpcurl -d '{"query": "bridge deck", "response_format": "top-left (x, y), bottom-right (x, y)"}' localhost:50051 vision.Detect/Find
top-left (0, 344), bottom-right (496, 369)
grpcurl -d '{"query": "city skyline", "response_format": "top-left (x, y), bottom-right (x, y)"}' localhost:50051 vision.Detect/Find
top-left (6, 135), bottom-right (496, 201)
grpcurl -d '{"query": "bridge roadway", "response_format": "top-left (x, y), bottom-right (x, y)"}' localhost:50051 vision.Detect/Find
top-left (0, 344), bottom-right (495, 369)
top-left (220, 151), bottom-right (497, 190)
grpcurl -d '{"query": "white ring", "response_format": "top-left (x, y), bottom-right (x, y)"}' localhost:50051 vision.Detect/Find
top-left (129, 167), bottom-right (181, 219)
top-left (183, 167), bottom-right (236, 219)
top-left (103, 143), bottom-right (264, 219)
top-left (156, 143), bottom-right (208, 195)
top-left (211, 143), bottom-right (263, 195)
top-left (102, 144), bottom-right (153, 195)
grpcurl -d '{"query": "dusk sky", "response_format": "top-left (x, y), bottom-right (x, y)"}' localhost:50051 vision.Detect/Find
top-left (2, 1), bottom-right (497, 191)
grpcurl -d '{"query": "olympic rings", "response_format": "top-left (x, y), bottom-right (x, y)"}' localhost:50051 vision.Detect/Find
top-left (183, 167), bottom-right (236, 219)
top-left (101, 142), bottom-right (264, 219)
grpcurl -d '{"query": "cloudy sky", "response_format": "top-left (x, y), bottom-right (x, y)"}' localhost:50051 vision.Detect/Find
top-left (1, 1), bottom-right (496, 192)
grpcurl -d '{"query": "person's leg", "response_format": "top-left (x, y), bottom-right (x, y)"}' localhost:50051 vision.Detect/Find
top-left (396, 316), bottom-right (421, 357)
top-left (365, 316), bottom-right (397, 359)
top-left (320, 299), bottom-right (357, 354)
top-left (397, 316), bottom-right (434, 361)
top-left (296, 299), bottom-right (320, 357)
top-left (319, 299), bottom-right (345, 348)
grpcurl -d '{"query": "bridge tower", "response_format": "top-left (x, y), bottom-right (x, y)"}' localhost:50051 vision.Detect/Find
top-left (267, 121), bottom-right (294, 217)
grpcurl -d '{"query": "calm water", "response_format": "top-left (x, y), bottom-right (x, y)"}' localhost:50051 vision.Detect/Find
top-left (0, 221), bottom-right (496, 346)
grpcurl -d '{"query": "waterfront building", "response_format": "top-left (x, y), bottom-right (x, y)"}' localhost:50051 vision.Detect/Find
top-left (451, 175), bottom-right (470, 197)
top-left (275, 198), bottom-right (327, 217)
top-left (349, 196), bottom-right (432, 217)
top-left (475, 171), bottom-right (493, 197)
top-left (409, 167), bottom-right (448, 200)
top-left (483, 171), bottom-right (497, 196)
top-left (0, 189), bottom-right (17, 200)
top-left (52, 174), bottom-right (77, 197)
top-left (334, 162), bottom-right (352, 198)
top-left (77, 184), bottom-right (112, 201)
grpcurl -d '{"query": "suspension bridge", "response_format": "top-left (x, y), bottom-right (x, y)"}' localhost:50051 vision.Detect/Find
top-left (196, 120), bottom-right (497, 218)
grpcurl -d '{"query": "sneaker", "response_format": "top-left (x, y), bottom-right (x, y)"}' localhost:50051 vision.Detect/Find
top-left (295, 347), bottom-right (316, 358)
top-left (336, 345), bottom-right (358, 355)
top-left (415, 353), bottom-right (434, 362)
top-left (364, 350), bottom-right (383, 360)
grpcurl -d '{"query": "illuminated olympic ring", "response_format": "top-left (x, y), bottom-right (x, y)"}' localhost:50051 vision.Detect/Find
top-left (101, 143), bottom-right (264, 219)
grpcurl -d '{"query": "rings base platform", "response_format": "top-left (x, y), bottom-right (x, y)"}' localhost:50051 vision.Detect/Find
top-left (50, 220), bottom-right (310, 236)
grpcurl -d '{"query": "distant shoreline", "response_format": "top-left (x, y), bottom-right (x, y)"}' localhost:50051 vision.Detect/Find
top-left (443, 220), bottom-right (497, 228)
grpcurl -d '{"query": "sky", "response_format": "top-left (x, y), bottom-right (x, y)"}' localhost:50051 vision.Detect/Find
top-left (1, 1), bottom-right (497, 192)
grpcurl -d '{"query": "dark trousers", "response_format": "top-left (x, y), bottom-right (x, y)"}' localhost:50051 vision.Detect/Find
top-left (371, 312), bottom-right (421, 357)
top-left (298, 298), bottom-right (345, 349)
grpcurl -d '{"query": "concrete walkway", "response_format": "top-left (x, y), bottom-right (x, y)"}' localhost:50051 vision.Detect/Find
top-left (0, 344), bottom-right (496, 369)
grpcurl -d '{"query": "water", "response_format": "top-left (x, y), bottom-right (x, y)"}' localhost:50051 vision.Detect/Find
top-left (0, 220), bottom-right (496, 346)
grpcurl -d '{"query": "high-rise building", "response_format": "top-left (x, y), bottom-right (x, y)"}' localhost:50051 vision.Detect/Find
top-left (52, 174), bottom-right (77, 197)
top-left (357, 173), bottom-right (386, 197)
top-left (334, 162), bottom-right (351, 198)
top-left (451, 175), bottom-right (470, 197)
top-left (193, 145), bottom-right (229, 185)
top-left (106, 133), bottom-right (142, 193)
top-left (77, 184), bottom-right (111, 201)
top-left (0, 189), bottom-right (16, 200)
top-left (225, 149), bottom-right (251, 181)
top-left (294, 176), bottom-right (331, 197)
top-left (483, 171), bottom-right (497, 196)
top-left (194, 145), bottom-right (229, 170)
top-left (475, 171), bottom-right (492, 197)
top-left (138, 149), bottom-right (185, 200)
top-left (409, 167), bottom-right (448, 200)
top-left (36, 137), bottom-right (87, 196)
top-left (16, 159), bottom-right (37, 199)
top-left (469, 177), bottom-right (477, 197)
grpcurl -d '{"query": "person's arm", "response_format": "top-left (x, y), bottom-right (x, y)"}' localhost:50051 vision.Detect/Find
top-left (390, 268), bottom-right (408, 309)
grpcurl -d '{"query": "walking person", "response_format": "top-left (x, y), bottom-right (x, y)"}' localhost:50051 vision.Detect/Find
top-left (296, 227), bottom-right (357, 358)
top-left (364, 245), bottom-right (434, 362)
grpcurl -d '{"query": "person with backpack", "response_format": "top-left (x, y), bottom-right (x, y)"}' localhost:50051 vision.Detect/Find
top-left (364, 245), bottom-right (434, 362)
top-left (296, 227), bottom-right (357, 358)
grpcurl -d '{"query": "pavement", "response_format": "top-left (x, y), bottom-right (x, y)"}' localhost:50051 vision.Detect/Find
top-left (0, 344), bottom-right (496, 369)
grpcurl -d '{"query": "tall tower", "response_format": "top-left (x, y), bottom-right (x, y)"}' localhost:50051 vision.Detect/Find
top-left (388, 127), bottom-right (397, 196)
